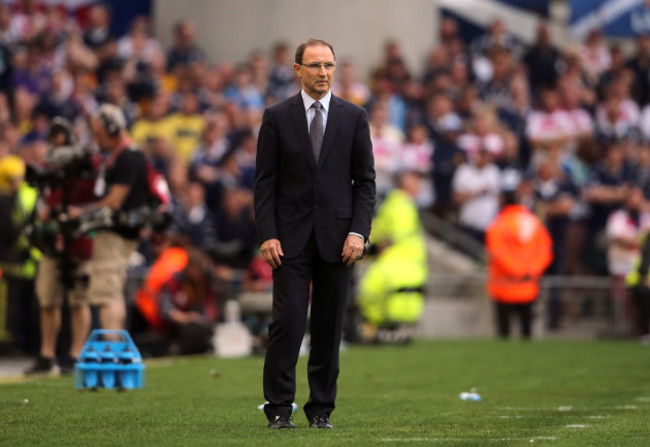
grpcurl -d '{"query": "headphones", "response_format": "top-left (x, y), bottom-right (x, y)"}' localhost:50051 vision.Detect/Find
top-left (98, 108), bottom-right (122, 138)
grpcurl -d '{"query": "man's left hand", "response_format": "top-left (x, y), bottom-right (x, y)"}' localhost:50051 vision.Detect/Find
top-left (341, 234), bottom-right (365, 266)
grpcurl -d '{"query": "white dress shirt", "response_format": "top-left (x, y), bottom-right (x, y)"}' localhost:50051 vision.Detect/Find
top-left (301, 89), bottom-right (330, 132)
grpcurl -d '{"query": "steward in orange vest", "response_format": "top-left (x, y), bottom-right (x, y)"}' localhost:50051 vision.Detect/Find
top-left (486, 173), bottom-right (553, 338)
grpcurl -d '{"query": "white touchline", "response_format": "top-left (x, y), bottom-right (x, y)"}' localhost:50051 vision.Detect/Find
top-left (565, 425), bottom-right (590, 428)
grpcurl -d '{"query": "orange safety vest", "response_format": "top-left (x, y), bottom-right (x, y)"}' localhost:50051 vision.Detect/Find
top-left (486, 205), bottom-right (553, 303)
top-left (135, 247), bottom-right (189, 330)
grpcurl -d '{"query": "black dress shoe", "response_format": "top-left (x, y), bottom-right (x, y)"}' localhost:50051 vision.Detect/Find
top-left (309, 415), bottom-right (333, 429)
top-left (268, 415), bottom-right (296, 429)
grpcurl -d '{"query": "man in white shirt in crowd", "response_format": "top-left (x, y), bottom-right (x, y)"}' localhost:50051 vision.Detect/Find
top-left (452, 146), bottom-right (501, 246)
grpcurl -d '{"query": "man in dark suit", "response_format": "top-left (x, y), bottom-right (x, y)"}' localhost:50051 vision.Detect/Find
top-left (254, 39), bottom-right (376, 429)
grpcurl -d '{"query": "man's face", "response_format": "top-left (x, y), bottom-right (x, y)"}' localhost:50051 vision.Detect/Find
top-left (294, 44), bottom-right (336, 99)
top-left (92, 119), bottom-right (113, 152)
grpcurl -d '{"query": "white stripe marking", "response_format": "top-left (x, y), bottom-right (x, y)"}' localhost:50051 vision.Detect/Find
top-left (565, 424), bottom-right (590, 428)
top-left (570, 0), bottom-right (642, 39)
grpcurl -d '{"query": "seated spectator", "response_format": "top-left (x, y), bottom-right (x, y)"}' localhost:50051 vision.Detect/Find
top-left (233, 129), bottom-right (257, 190)
top-left (70, 70), bottom-right (98, 120)
top-left (158, 252), bottom-right (219, 355)
top-left (577, 29), bottom-right (611, 86)
top-left (401, 124), bottom-right (433, 207)
top-left (332, 60), bottom-right (371, 107)
top-left (117, 16), bottom-right (163, 73)
top-left (11, 0), bottom-right (46, 45)
top-left (596, 94), bottom-right (639, 142)
top-left (479, 45), bottom-right (517, 111)
top-left (452, 147), bottom-right (501, 244)
top-left (212, 187), bottom-right (256, 269)
top-left (266, 42), bottom-right (295, 101)
top-left (429, 112), bottom-right (465, 219)
top-left (223, 63), bottom-right (264, 112)
top-left (190, 114), bottom-right (231, 207)
top-left (34, 69), bottom-right (79, 122)
top-left (131, 93), bottom-right (171, 147)
top-left (558, 78), bottom-right (594, 147)
top-left (13, 44), bottom-right (50, 96)
top-left (98, 77), bottom-right (139, 127)
top-left (471, 18), bottom-right (520, 62)
top-left (524, 22), bottom-right (559, 92)
top-left (606, 186), bottom-right (650, 277)
top-left (82, 3), bottom-right (113, 50)
top-left (595, 82), bottom-right (640, 142)
top-left (170, 181), bottom-right (217, 250)
top-left (532, 159), bottom-right (578, 329)
top-left (164, 92), bottom-right (206, 162)
top-left (369, 99), bottom-right (404, 197)
top-left (583, 144), bottom-right (636, 274)
top-left (526, 86), bottom-right (572, 165)
top-left (166, 19), bottom-right (205, 73)
top-left (0, 5), bottom-right (20, 47)
top-left (457, 104), bottom-right (506, 162)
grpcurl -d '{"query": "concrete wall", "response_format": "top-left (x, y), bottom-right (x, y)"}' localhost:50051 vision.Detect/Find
top-left (153, 0), bottom-right (437, 80)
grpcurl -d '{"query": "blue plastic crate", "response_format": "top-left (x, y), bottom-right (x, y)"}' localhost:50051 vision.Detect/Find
top-left (75, 329), bottom-right (145, 390)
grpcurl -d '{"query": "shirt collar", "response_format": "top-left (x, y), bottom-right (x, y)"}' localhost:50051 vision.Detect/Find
top-left (301, 89), bottom-right (331, 113)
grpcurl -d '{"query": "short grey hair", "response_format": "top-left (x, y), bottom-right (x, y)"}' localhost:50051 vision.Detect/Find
top-left (93, 103), bottom-right (127, 135)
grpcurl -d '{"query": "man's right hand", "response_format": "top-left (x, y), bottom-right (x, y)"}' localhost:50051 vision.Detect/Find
top-left (260, 238), bottom-right (284, 268)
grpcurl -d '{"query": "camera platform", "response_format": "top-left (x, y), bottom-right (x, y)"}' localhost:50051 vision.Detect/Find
top-left (75, 329), bottom-right (145, 390)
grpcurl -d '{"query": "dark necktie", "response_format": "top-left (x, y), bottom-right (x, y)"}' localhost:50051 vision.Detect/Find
top-left (310, 101), bottom-right (324, 162)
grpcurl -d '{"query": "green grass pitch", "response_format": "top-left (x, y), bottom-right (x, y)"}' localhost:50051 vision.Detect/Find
top-left (1, 340), bottom-right (649, 446)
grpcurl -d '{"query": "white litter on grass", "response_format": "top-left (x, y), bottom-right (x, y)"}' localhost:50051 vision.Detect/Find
top-left (565, 424), bottom-right (589, 428)
top-left (22, 399), bottom-right (29, 404)
top-left (557, 406), bottom-right (573, 412)
top-left (614, 405), bottom-right (637, 410)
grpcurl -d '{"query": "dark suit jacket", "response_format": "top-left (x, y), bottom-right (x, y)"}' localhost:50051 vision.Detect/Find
top-left (254, 92), bottom-right (376, 263)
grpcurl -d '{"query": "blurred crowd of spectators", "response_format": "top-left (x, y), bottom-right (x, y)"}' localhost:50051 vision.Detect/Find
top-left (3, 1), bottom-right (650, 341)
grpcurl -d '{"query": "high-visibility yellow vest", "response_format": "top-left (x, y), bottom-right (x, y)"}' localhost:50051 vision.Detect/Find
top-left (359, 189), bottom-right (428, 325)
top-left (0, 183), bottom-right (41, 279)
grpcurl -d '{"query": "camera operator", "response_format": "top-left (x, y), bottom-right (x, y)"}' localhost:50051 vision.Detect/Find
top-left (67, 104), bottom-right (149, 331)
top-left (25, 118), bottom-right (95, 375)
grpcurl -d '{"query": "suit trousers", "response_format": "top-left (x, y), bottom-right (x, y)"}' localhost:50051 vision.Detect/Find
top-left (263, 232), bottom-right (353, 420)
top-left (495, 301), bottom-right (533, 339)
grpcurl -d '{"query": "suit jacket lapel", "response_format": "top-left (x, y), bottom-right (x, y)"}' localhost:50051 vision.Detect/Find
top-left (317, 94), bottom-right (342, 169)
top-left (289, 93), bottom-right (316, 171)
